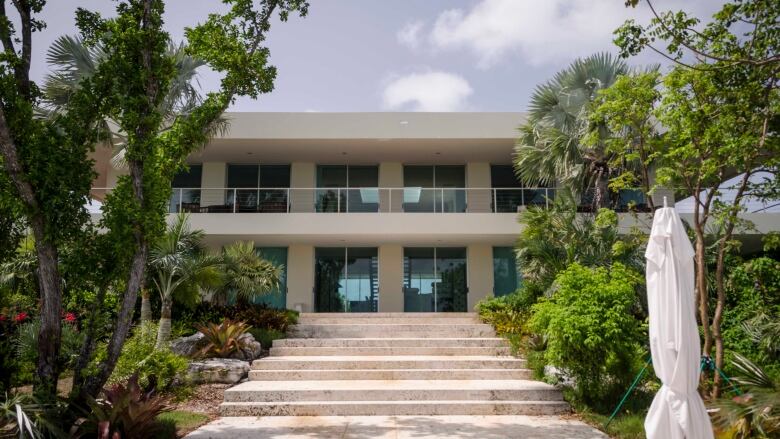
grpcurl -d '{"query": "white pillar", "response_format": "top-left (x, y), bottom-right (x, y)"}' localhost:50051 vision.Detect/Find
top-left (291, 162), bottom-right (316, 212)
top-left (201, 162), bottom-right (226, 208)
top-left (466, 162), bottom-right (491, 213)
top-left (378, 244), bottom-right (404, 312)
top-left (379, 162), bottom-right (403, 213)
top-left (287, 244), bottom-right (314, 312)
top-left (467, 244), bottom-right (494, 310)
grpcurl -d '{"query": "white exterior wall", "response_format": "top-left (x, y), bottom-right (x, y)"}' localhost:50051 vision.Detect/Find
top-left (286, 244), bottom-right (314, 312)
top-left (291, 162), bottom-right (316, 212)
top-left (467, 244), bottom-right (494, 310)
top-left (466, 162), bottom-right (491, 213)
top-left (201, 162), bottom-right (226, 206)
top-left (378, 244), bottom-right (404, 312)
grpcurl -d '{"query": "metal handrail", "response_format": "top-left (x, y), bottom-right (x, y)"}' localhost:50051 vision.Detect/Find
top-left (90, 186), bottom-right (567, 213)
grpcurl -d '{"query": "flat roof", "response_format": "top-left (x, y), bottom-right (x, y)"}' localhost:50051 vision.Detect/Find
top-left (218, 112), bottom-right (526, 140)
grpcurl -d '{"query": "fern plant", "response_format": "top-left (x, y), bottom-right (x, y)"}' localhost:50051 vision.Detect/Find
top-left (195, 320), bottom-right (250, 358)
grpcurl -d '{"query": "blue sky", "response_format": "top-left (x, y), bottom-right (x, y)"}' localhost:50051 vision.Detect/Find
top-left (28, 0), bottom-right (725, 112)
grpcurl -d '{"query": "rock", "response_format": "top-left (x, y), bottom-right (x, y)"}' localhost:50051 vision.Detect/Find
top-left (171, 332), bottom-right (207, 357)
top-left (187, 358), bottom-right (250, 384)
top-left (231, 333), bottom-right (263, 361)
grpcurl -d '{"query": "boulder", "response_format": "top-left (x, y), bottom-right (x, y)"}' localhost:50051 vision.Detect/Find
top-left (187, 358), bottom-right (250, 384)
top-left (170, 332), bottom-right (207, 357)
top-left (232, 332), bottom-right (264, 361)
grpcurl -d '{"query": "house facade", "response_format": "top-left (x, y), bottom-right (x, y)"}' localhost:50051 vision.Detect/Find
top-left (91, 112), bottom-right (656, 313)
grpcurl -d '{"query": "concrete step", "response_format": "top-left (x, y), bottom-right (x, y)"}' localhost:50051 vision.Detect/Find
top-left (289, 323), bottom-right (496, 339)
top-left (269, 346), bottom-right (511, 356)
top-left (251, 356), bottom-right (527, 370)
top-left (220, 400), bottom-right (570, 416)
top-left (297, 316), bottom-right (480, 325)
top-left (273, 337), bottom-right (507, 348)
top-left (224, 380), bottom-right (563, 403)
top-left (299, 312), bottom-right (478, 319)
top-left (249, 368), bottom-right (533, 381)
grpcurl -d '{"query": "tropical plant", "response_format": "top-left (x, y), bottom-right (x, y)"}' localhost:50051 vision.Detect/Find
top-left (0, 393), bottom-right (63, 439)
top-left (195, 320), bottom-right (251, 359)
top-left (42, 36), bottom-right (227, 169)
top-left (515, 190), bottom-right (644, 294)
top-left (529, 263), bottom-right (645, 405)
top-left (15, 318), bottom-right (85, 372)
top-left (476, 291), bottom-right (532, 336)
top-left (213, 242), bottom-right (282, 305)
top-left (0, 236), bottom-right (36, 296)
top-left (149, 214), bottom-right (221, 348)
top-left (100, 322), bottom-right (188, 392)
top-left (711, 353), bottom-right (780, 438)
top-left (514, 52), bottom-right (629, 208)
top-left (75, 374), bottom-right (171, 439)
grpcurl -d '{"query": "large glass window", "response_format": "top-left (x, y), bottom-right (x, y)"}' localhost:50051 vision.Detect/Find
top-left (226, 164), bottom-right (290, 213)
top-left (252, 247), bottom-right (288, 309)
top-left (314, 247), bottom-right (378, 312)
top-left (491, 165), bottom-right (552, 212)
top-left (315, 165), bottom-right (379, 212)
top-left (403, 166), bottom-right (466, 212)
top-left (170, 164), bottom-right (202, 212)
top-left (403, 247), bottom-right (467, 312)
top-left (493, 246), bottom-right (521, 297)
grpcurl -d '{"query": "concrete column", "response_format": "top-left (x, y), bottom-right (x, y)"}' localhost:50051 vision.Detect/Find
top-left (378, 244), bottom-right (404, 312)
top-left (201, 162), bottom-right (226, 208)
top-left (287, 244), bottom-right (314, 312)
top-left (466, 162), bottom-right (491, 213)
top-left (291, 162), bottom-right (316, 213)
top-left (379, 162), bottom-right (403, 213)
top-left (467, 244), bottom-right (494, 310)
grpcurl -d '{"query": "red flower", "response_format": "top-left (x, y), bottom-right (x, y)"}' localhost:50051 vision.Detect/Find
top-left (14, 312), bottom-right (28, 323)
top-left (64, 312), bottom-right (77, 323)
top-left (0, 314), bottom-right (6, 322)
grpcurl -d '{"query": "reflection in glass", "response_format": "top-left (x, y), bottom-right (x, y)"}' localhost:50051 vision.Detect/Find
top-left (316, 165), bottom-right (378, 212)
top-left (315, 248), bottom-right (378, 312)
top-left (170, 165), bottom-right (202, 212)
top-left (402, 166), bottom-right (466, 212)
top-left (493, 246), bottom-right (521, 297)
top-left (253, 247), bottom-right (288, 308)
top-left (403, 247), bottom-right (467, 312)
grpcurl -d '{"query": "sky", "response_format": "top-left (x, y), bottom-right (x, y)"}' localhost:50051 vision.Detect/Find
top-left (26, 0), bottom-right (727, 112)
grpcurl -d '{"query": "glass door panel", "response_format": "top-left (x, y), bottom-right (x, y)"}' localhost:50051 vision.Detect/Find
top-left (434, 166), bottom-right (466, 213)
top-left (493, 246), bottom-right (520, 297)
top-left (435, 248), bottom-right (467, 312)
top-left (403, 248), bottom-right (436, 312)
top-left (316, 166), bottom-right (347, 212)
top-left (344, 248), bottom-right (379, 312)
top-left (314, 248), bottom-right (378, 312)
top-left (346, 166), bottom-right (379, 212)
top-left (403, 166), bottom-right (434, 212)
top-left (314, 248), bottom-right (346, 312)
top-left (227, 164), bottom-right (259, 212)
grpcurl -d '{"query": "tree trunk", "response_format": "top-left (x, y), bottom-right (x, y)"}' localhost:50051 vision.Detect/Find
top-left (0, 107), bottom-right (63, 402)
top-left (141, 288), bottom-right (152, 322)
top-left (693, 227), bottom-right (712, 360)
top-left (155, 296), bottom-right (173, 348)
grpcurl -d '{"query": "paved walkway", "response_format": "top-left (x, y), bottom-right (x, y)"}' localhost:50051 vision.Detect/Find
top-left (185, 415), bottom-right (608, 438)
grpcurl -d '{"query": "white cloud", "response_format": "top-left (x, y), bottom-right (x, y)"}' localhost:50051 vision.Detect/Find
top-left (382, 71), bottom-right (473, 112)
top-left (397, 20), bottom-right (425, 50)
top-left (420, 0), bottom-right (719, 69)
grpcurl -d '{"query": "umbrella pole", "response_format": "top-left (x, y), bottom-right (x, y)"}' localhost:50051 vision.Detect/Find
top-left (700, 356), bottom-right (743, 396)
top-left (605, 357), bottom-right (652, 429)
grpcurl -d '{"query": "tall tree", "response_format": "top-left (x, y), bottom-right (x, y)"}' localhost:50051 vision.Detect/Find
top-left (76, 0), bottom-right (308, 398)
top-left (0, 0), bottom-right (106, 401)
top-left (514, 53), bottom-right (629, 209)
top-left (615, 0), bottom-right (779, 394)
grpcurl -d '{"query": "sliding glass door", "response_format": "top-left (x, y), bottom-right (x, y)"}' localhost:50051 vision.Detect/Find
top-left (316, 165), bottom-right (379, 212)
top-left (314, 247), bottom-right (379, 312)
top-left (403, 247), bottom-right (467, 312)
top-left (403, 165), bottom-right (466, 212)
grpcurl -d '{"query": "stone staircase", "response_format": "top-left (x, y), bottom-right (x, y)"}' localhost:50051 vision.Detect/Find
top-left (219, 312), bottom-right (568, 416)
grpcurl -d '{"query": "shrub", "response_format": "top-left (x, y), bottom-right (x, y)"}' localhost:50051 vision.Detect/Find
top-left (15, 318), bottom-right (84, 369)
top-left (76, 374), bottom-right (171, 439)
top-left (248, 327), bottom-right (285, 350)
top-left (173, 301), bottom-right (298, 335)
top-left (196, 319), bottom-right (250, 358)
top-left (476, 285), bottom-right (542, 335)
top-left (100, 322), bottom-right (189, 392)
top-left (529, 263), bottom-right (644, 405)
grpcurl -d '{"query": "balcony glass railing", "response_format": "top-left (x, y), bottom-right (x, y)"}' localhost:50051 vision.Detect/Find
top-left (89, 187), bottom-right (649, 214)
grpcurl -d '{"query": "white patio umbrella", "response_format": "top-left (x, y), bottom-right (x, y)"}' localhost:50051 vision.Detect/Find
top-left (644, 201), bottom-right (713, 439)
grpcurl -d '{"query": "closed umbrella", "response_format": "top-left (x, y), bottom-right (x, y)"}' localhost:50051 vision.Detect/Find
top-left (644, 203), bottom-right (713, 439)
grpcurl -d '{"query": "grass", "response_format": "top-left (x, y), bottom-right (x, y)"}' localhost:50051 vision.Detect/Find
top-left (156, 410), bottom-right (210, 438)
top-left (575, 405), bottom-right (647, 439)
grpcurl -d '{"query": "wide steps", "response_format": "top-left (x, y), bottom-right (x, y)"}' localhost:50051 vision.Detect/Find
top-left (220, 312), bottom-right (567, 418)
top-left (289, 323), bottom-right (495, 339)
top-left (220, 400), bottom-right (570, 416)
top-left (269, 346), bottom-right (511, 356)
top-left (273, 337), bottom-right (507, 348)
top-left (251, 355), bottom-right (527, 370)
top-left (224, 380), bottom-right (562, 403)
top-left (249, 368), bottom-right (533, 381)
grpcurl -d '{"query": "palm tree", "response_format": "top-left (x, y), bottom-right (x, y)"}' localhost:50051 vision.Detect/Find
top-left (213, 242), bottom-right (282, 305)
top-left (0, 235), bottom-right (38, 295)
top-left (149, 214), bottom-right (221, 348)
top-left (514, 53), bottom-right (629, 209)
top-left (41, 35), bottom-right (227, 169)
